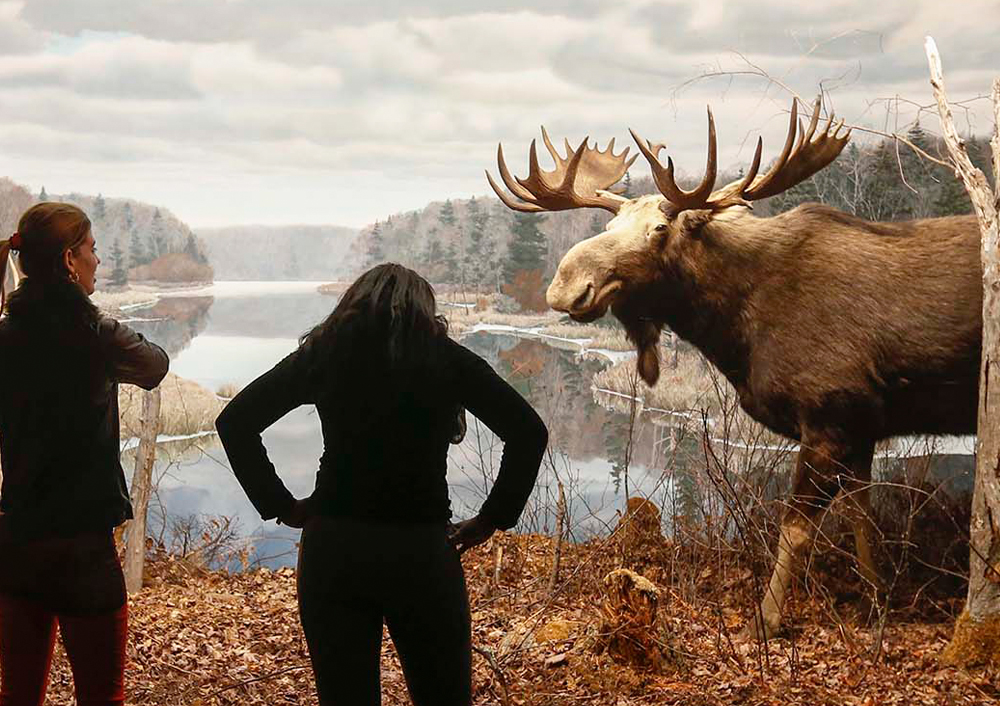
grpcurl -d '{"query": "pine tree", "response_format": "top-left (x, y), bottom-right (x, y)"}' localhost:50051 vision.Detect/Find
top-left (128, 226), bottom-right (146, 268)
top-left (439, 199), bottom-right (456, 228)
top-left (622, 171), bottom-right (633, 198)
top-left (503, 211), bottom-right (547, 286)
top-left (109, 238), bottom-right (128, 287)
top-left (150, 208), bottom-right (167, 260)
top-left (934, 169), bottom-right (972, 216)
top-left (366, 221), bottom-right (385, 267)
top-left (38, 186), bottom-right (48, 202)
top-left (184, 233), bottom-right (203, 263)
top-left (93, 193), bottom-right (106, 223)
top-left (443, 242), bottom-right (459, 283)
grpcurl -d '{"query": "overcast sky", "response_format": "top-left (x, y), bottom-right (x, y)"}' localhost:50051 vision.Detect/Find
top-left (0, 0), bottom-right (995, 229)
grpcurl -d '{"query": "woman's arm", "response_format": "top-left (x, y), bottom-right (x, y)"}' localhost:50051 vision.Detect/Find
top-left (100, 317), bottom-right (169, 390)
top-left (215, 350), bottom-right (313, 522)
top-left (451, 341), bottom-right (549, 531)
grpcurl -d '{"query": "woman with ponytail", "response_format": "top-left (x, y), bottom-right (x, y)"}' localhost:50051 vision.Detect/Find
top-left (0, 202), bottom-right (169, 705)
top-left (216, 263), bottom-right (548, 705)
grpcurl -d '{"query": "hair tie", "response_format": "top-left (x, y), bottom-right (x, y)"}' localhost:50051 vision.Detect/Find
top-left (9, 233), bottom-right (21, 250)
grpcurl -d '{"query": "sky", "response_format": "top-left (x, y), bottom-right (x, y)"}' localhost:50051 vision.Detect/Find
top-left (0, 0), bottom-right (996, 229)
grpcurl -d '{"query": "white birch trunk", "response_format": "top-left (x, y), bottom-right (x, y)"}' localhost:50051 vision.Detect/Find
top-left (123, 387), bottom-right (162, 595)
top-left (925, 37), bottom-right (1000, 666)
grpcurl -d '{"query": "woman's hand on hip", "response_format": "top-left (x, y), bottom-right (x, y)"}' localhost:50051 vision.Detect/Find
top-left (447, 514), bottom-right (497, 554)
top-left (277, 498), bottom-right (314, 529)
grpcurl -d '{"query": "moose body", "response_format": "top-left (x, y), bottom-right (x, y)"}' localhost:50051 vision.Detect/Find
top-left (489, 98), bottom-right (983, 638)
top-left (645, 203), bottom-right (982, 443)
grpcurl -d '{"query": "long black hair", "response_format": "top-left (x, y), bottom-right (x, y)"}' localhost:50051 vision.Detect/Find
top-left (299, 263), bottom-right (449, 393)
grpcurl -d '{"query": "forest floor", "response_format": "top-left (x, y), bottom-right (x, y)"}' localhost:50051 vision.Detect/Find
top-left (40, 531), bottom-right (994, 706)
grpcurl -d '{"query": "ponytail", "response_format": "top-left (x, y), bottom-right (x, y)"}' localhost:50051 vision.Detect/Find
top-left (0, 233), bottom-right (20, 316)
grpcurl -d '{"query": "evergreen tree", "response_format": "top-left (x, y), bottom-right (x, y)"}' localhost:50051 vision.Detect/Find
top-left (128, 226), bottom-right (146, 268)
top-left (424, 234), bottom-right (444, 270)
top-left (934, 169), bottom-right (972, 216)
top-left (93, 193), bottom-right (106, 222)
top-left (503, 211), bottom-right (547, 286)
top-left (38, 186), bottom-right (48, 202)
top-left (443, 241), bottom-right (460, 283)
top-left (439, 199), bottom-right (456, 228)
top-left (366, 221), bottom-right (385, 267)
top-left (150, 208), bottom-right (168, 260)
top-left (109, 238), bottom-right (128, 287)
top-left (184, 233), bottom-right (204, 263)
top-left (622, 172), bottom-right (633, 198)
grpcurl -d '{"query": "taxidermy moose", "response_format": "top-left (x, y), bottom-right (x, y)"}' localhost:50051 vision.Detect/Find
top-left (488, 98), bottom-right (980, 639)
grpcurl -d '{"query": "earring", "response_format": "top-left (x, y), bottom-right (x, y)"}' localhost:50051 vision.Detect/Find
top-left (70, 271), bottom-right (80, 283)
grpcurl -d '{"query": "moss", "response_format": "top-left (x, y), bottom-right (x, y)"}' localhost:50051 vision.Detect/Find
top-left (941, 609), bottom-right (1000, 669)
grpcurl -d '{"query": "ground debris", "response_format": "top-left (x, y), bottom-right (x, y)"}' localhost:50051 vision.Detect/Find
top-left (38, 535), bottom-right (1000, 705)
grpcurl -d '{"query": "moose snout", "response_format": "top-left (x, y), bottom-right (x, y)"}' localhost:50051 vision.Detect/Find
top-left (546, 276), bottom-right (593, 314)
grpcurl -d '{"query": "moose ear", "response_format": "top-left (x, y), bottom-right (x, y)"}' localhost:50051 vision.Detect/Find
top-left (676, 209), bottom-right (713, 239)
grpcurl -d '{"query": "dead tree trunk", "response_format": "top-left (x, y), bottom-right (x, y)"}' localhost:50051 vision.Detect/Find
top-left (123, 387), bottom-right (162, 595)
top-left (925, 37), bottom-right (1000, 667)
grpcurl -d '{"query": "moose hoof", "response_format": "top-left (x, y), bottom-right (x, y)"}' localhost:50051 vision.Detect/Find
top-left (739, 613), bottom-right (782, 642)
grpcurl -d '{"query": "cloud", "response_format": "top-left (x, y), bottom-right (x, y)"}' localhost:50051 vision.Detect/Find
top-left (0, 2), bottom-right (47, 54)
top-left (2, 0), bottom-right (995, 228)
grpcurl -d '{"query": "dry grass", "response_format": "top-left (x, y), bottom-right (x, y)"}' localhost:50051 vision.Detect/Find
top-left (446, 308), bottom-right (561, 337)
top-left (91, 288), bottom-right (159, 313)
top-left (538, 323), bottom-right (633, 351)
top-left (593, 351), bottom-right (717, 416)
top-left (119, 372), bottom-right (226, 439)
top-left (35, 533), bottom-right (985, 706)
top-left (215, 382), bottom-right (241, 400)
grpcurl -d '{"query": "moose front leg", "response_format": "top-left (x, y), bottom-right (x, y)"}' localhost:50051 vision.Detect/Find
top-left (746, 435), bottom-right (874, 641)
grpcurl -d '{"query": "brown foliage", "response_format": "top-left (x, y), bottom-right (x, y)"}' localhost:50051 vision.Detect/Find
top-left (595, 568), bottom-right (668, 670)
top-left (32, 533), bottom-right (992, 705)
top-left (502, 268), bottom-right (548, 313)
top-left (131, 253), bottom-right (213, 283)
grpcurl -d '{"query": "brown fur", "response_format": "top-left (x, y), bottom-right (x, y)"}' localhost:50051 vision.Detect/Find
top-left (552, 199), bottom-right (981, 638)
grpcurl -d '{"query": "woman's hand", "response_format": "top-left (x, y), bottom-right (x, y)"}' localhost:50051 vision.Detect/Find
top-left (277, 498), bottom-right (314, 529)
top-left (447, 514), bottom-right (497, 554)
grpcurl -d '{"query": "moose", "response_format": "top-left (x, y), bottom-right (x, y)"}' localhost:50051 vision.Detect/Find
top-left (488, 98), bottom-right (981, 639)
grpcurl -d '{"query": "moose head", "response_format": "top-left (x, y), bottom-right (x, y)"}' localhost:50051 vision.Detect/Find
top-left (487, 97), bottom-right (850, 385)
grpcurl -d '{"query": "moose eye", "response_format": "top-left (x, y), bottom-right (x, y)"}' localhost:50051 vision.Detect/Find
top-left (654, 223), bottom-right (669, 233)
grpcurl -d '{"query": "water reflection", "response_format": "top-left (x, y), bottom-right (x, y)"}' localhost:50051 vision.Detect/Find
top-left (128, 284), bottom-right (677, 568)
top-left (129, 283), bottom-right (974, 570)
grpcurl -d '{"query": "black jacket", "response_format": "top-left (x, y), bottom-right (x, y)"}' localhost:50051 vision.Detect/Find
top-left (216, 337), bottom-right (548, 530)
top-left (0, 281), bottom-right (169, 538)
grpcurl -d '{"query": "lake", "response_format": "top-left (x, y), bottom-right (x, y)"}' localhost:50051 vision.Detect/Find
top-left (127, 282), bottom-right (681, 568)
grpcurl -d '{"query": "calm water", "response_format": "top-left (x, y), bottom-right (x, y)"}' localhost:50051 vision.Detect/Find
top-left (127, 282), bottom-right (678, 568)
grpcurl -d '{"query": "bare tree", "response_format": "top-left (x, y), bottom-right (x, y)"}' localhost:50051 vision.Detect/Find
top-left (925, 37), bottom-right (1000, 667)
top-left (123, 387), bottom-right (162, 594)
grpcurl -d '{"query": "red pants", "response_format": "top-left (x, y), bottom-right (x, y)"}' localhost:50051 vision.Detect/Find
top-left (0, 594), bottom-right (127, 706)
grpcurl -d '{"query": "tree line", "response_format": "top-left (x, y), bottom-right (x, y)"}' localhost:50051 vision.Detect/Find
top-left (352, 127), bottom-right (990, 312)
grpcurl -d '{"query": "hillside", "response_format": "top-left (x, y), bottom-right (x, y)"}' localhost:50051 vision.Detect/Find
top-left (198, 224), bottom-right (358, 281)
top-left (346, 129), bottom-right (989, 292)
top-left (0, 178), bottom-right (213, 285)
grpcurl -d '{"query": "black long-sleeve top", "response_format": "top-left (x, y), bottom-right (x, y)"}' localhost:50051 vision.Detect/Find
top-left (0, 315), bottom-right (169, 538)
top-left (215, 337), bottom-right (548, 530)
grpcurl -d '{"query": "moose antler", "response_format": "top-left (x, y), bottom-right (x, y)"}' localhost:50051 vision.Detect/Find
top-left (630, 97), bottom-right (851, 212)
top-left (486, 127), bottom-right (638, 214)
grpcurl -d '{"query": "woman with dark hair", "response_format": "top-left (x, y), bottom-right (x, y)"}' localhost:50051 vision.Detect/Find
top-left (0, 202), bottom-right (169, 706)
top-left (216, 263), bottom-right (548, 705)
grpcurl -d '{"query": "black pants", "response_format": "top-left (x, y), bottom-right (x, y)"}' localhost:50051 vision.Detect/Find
top-left (297, 515), bottom-right (472, 706)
